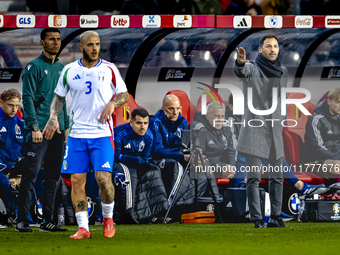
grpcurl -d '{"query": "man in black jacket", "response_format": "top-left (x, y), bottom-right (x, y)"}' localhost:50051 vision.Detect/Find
top-left (191, 101), bottom-right (236, 179)
top-left (304, 88), bottom-right (340, 183)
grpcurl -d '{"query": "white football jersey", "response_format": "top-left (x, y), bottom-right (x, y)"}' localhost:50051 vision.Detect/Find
top-left (55, 59), bottom-right (127, 138)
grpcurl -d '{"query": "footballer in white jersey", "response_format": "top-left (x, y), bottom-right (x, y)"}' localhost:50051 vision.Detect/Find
top-left (54, 59), bottom-right (127, 139)
top-left (45, 31), bottom-right (128, 239)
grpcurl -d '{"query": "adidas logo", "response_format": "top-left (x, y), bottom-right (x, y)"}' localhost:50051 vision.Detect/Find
top-left (0, 127), bottom-right (7, 132)
top-left (73, 74), bottom-right (81, 80)
top-left (208, 140), bottom-right (214, 145)
top-left (44, 70), bottom-right (48, 75)
top-left (27, 64), bottom-right (32, 71)
top-left (124, 143), bottom-right (131, 149)
top-left (327, 130), bottom-right (333, 135)
top-left (102, 162), bottom-right (111, 168)
top-left (227, 201), bottom-right (233, 208)
top-left (237, 18), bottom-right (248, 27)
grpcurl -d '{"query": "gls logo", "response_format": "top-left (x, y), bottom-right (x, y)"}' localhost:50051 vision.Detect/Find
top-left (17, 15), bottom-right (35, 27)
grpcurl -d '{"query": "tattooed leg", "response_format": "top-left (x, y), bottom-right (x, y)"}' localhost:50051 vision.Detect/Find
top-left (71, 173), bottom-right (88, 212)
top-left (95, 171), bottom-right (115, 204)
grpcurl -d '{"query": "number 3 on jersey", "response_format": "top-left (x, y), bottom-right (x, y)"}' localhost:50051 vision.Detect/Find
top-left (85, 81), bottom-right (92, 94)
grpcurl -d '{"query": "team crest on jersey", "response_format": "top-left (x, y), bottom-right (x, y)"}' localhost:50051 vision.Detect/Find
top-left (139, 140), bottom-right (145, 152)
top-left (175, 128), bottom-right (182, 138)
top-left (98, 71), bottom-right (105, 81)
top-left (15, 124), bottom-right (21, 135)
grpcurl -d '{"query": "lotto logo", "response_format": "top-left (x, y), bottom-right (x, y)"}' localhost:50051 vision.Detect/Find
top-left (111, 15), bottom-right (130, 28)
top-left (17, 15), bottom-right (35, 27)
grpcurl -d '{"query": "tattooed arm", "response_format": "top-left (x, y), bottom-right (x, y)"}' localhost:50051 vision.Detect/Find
top-left (112, 91), bottom-right (129, 108)
top-left (42, 94), bottom-right (65, 140)
top-left (99, 91), bottom-right (129, 124)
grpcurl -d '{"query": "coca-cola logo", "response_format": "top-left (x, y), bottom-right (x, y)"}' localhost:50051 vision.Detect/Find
top-left (112, 18), bottom-right (128, 27)
top-left (296, 18), bottom-right (311, 26)
top-left (327, 19), bottom-right (340, 25)
top-left (295, 16), bottom-right (313, 28)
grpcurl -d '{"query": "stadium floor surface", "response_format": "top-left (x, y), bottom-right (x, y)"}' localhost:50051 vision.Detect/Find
top-left (0, 222), bottom-right (337, 255)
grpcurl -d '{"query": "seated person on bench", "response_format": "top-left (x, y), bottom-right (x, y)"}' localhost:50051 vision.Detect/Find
top-left (113, 108), bottom-right (168, 224)
top-left (0, 88), bottom-right (24, 227)
top-left (303, 88), bottom-right (340, 185)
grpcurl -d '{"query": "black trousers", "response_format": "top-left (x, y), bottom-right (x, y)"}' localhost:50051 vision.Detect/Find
top-left (18, 131), bottom-right (64, 223)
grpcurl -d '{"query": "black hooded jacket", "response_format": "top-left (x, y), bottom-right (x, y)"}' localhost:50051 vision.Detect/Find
top-left (190, 110), bottom-right (236, 168)
top-left (304, 101), bottom-right (340, 162)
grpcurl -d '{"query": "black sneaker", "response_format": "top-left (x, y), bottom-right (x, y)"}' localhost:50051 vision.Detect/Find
top-left (254, 220), bottom-right (266, 228)
top-left (39, 223), bottom-right (68, 232)
top-left (16, 222), bottom-right (32, 232)
top-left (267, 218), bottom-right (286, 228)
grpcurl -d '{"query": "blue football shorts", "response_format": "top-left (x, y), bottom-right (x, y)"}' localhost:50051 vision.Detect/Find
top-left (61, 136), bottom-right (115, 174)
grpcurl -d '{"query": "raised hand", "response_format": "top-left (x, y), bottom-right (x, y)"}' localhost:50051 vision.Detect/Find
top-left (236, 47), bottom-right (247, 64)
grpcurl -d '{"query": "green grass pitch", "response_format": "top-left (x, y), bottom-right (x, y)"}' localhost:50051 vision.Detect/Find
top-left (1, 222), bottom-right (338, 255)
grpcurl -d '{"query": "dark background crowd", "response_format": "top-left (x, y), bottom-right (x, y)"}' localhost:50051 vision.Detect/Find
top-left (2, 0), bottom-right (340, 16)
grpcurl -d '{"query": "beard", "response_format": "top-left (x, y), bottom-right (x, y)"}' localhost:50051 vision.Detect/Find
top-left (83, 49), bottom-right (99, 63)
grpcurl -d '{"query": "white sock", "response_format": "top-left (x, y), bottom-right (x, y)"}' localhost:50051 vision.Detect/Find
top-left (102, 201), bottom-right (114, 218)
top-left (75, 211), bottom-right (89, 231)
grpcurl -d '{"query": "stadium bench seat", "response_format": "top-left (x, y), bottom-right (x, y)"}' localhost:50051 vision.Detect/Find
top-left (282, 93), bottom-right (325, 185)
top-left (283, 92), bottom-right (316, 166)
top-left (112, 93), bottom-right (144, 128)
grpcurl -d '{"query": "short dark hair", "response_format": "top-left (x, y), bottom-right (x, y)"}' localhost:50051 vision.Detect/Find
top-left (259, 34), bottom-right (278, 47)
top-left (131, 108), bottom-right (149, 120)
top-left (41, 28), bottom-right (61, 40)
top-left (228, 94), bottom-right (233, 105)
top-left (1, 88), bottom-right (21, 102)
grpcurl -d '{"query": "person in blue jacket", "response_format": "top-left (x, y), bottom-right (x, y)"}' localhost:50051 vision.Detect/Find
top-left (0, 88), bottom-right (24, 227)
top-left (113, 108), bottom-right (167, 224)
top-left (149, 94), bottom-right (190, 200)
